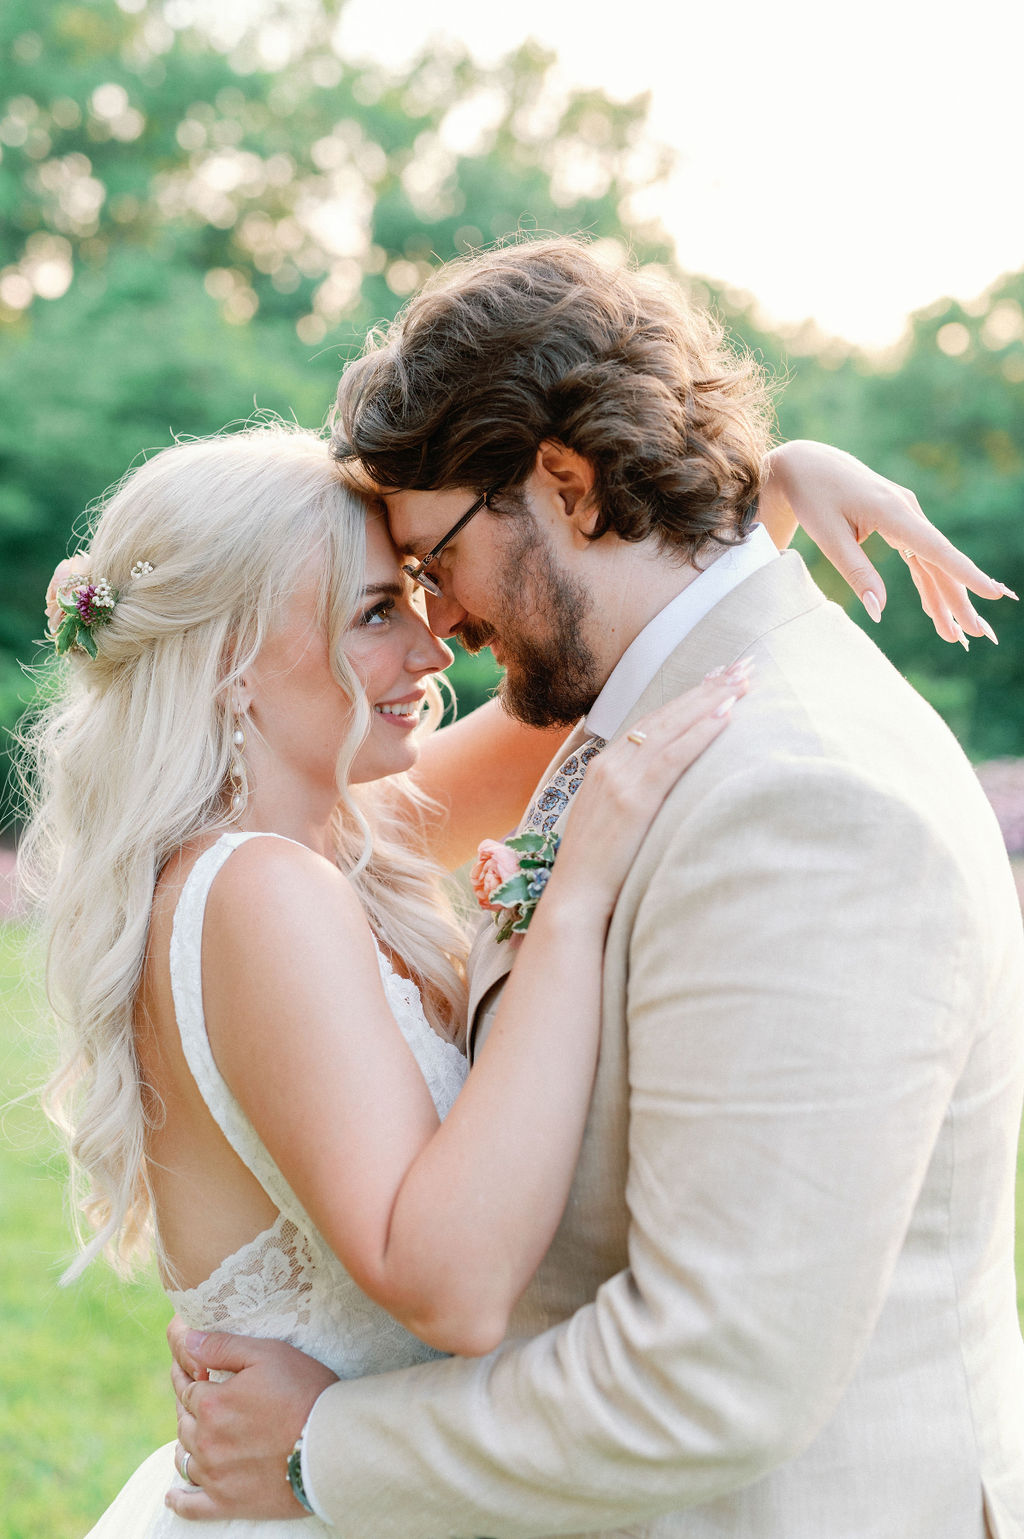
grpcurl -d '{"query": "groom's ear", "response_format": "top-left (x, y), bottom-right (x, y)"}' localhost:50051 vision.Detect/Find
top-left (534, 441), bottom-right (601, 537)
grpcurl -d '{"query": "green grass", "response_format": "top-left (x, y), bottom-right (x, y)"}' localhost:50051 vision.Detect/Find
top-left (0, 926), bottom-right (174, 1539)
top-left (2, 920), bottom-right (1023, 1538)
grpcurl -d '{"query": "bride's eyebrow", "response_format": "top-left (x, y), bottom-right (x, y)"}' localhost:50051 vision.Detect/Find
top-left (361, 581), bottom-right (405, 599)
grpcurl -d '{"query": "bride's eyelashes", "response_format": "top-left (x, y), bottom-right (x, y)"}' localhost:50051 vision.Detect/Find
top-left (360, 598), bottom-right (395, 627)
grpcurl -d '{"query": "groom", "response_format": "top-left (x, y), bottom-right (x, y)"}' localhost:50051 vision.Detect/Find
top-left (170, 239), bottom-right (1024, 1536)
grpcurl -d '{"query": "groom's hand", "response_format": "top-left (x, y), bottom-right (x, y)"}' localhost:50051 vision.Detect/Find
top-left (165, 1316), bottom-right (338, 1521)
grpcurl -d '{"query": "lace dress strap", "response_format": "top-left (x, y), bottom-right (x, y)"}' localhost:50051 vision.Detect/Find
top-left (168, 830), bottom-right (319, 1232)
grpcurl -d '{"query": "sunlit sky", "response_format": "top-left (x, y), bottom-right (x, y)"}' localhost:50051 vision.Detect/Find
top-left (333, 0), bottom-right (1024, 350)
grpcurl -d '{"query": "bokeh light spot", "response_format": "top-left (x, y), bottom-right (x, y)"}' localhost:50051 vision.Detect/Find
top-left (936, 322), bottom-right (971, 357)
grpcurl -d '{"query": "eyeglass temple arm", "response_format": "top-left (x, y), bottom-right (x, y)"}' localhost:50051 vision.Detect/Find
top-left (419, 489), bottom-right (494, 569)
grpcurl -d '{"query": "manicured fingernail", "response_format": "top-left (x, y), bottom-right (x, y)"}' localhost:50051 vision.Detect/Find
top-left (952, 622), bottom-right (970, 652)
top-left (712, 694), bottom-right (738, 718)
top-left (998, 584), bottom-right (1019, 601)
top-left (861, 590), bottom-right (883, 623)
top-left (185, 1331), bottom-right (208, 1353)
top-left (707, 655), bottom-right (754, 683)
top-left (975, 616), bottom-right (999, 645)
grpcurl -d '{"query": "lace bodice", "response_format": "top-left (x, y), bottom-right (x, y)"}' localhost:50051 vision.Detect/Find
top-left (165, 831), bottom-right (468, 1380)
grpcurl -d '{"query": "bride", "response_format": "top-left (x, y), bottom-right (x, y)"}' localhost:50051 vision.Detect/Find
top-left (20, 421), bottom-right (1000, 1535)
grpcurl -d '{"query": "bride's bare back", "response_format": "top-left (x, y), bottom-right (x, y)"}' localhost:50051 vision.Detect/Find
top-left (139, 839), bottom-right (281, 1291)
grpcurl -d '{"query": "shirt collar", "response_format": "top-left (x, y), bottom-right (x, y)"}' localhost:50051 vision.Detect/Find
top-left (585, 521), bottom-right (779, 740)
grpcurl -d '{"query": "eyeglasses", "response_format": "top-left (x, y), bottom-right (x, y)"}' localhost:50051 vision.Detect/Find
top-left (401, 488), bottom-right (499, 598)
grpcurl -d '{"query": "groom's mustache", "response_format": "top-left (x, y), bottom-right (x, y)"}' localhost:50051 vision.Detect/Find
top-left (456, 620), bottom-right (499, 654)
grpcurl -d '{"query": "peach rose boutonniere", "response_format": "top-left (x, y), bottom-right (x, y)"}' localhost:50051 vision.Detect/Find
top-left (470, 830), bottom-right (561, 944)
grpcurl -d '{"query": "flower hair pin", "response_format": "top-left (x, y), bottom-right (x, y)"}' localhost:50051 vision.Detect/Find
top-left (50, 575), bottom-right (116, 658)
top-left (471, 830), bottom-right (561, 944)
top-left (45, 555), bottom-right (154, 659)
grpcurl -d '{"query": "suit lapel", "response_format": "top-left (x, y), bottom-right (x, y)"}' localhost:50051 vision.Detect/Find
top-left (617, 550), bottom-right (827, 736)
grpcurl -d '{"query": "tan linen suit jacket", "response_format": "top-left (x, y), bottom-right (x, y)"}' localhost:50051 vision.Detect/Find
top-left (305, 551), bottom-right (1024, 1539)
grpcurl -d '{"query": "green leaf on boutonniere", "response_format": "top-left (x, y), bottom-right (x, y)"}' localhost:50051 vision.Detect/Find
top-left (489, 873), bottom-right (531, 908)
top-left (505, 831), bottom-right (549, 855)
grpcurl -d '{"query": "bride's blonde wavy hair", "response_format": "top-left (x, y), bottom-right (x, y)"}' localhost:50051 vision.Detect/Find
top-left (18, 420), bottom-right (468, 1281)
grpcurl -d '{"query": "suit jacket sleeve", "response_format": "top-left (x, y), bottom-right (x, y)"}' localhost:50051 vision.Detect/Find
top-left (303, 757), bottom-right (979, 1538)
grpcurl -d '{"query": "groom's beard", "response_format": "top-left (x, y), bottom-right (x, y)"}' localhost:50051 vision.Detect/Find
top-left (458, 524), bottom-right (604, 729)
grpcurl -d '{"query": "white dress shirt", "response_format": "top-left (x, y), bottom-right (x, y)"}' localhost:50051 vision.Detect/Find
top-left (585, 521), bottom-right (779, 740)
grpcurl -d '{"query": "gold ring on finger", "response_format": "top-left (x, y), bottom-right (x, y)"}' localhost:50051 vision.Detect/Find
top-left (901, 548), bottom-right (916, 562)
top-left (626, 730), bottom-right (648, 746)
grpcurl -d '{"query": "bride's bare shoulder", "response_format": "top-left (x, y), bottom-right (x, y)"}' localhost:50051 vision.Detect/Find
top-left (203, 834), bottom-right (371, 955)
top-left (150, 833), bottom-right (368, 954)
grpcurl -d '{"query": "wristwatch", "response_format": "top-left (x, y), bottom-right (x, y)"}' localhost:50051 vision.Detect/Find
top-left (286, 1433), bottom-right (315, 1515)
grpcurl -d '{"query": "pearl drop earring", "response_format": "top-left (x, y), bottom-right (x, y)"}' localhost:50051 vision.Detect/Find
top-left (229, 718), bottom-right (248, 817)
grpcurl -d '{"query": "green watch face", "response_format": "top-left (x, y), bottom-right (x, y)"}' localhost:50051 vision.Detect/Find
top-left (287, 1440), bottom-right (314, 1514)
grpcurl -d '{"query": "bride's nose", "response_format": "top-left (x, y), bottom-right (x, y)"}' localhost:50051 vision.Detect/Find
top-left (406, 610), bottom-right (453, 674)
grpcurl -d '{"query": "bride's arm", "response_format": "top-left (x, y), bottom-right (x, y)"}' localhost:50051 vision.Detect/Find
top-left (413, 443), bottom-right (1014, 873)
top-left (410, 699), bottom-right (569, 870)
top-left (759, 440), bottom-right (1013, 641)
top-left (205, 671), bottom-right (746, 1357)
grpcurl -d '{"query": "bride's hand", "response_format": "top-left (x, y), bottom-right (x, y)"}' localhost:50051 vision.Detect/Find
top-left (546, 665), bottom-right (751, 925)
top-left (760, 440), bottom-right (1015, 645)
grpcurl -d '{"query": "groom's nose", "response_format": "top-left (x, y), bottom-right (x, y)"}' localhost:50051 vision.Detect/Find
top-left (425, 589), bottom-right (469, 639)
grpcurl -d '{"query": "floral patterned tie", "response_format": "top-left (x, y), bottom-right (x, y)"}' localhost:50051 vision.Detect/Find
top-left (521, 734), bottom-right (607, 834)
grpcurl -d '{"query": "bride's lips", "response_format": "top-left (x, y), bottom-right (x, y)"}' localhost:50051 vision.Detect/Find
top-left (373, 691), bottom-right (426, 729)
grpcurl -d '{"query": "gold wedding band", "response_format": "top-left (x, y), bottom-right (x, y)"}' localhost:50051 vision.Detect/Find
top-left (181, 1450), bottom-right (198, 1487)
top-left (626, 730), bottom-right (647, 745)
top-left (901, 548), bottom-right (916, 562)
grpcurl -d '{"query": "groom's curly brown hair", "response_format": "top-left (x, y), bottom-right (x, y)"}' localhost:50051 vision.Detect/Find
top-left (331, 236), bottom-right (775, 562)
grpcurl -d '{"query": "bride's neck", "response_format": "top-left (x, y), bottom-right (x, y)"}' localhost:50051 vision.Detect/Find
top-left (236, 781), bottom-right (339, 859)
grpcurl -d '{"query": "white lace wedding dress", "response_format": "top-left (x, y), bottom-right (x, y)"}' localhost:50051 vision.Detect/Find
top-left (85, 832), bottom-right (469, 1536)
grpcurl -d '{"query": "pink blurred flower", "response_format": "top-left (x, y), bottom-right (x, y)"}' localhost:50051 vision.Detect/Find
top-left (470, 838), bottom-right (522, 911)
